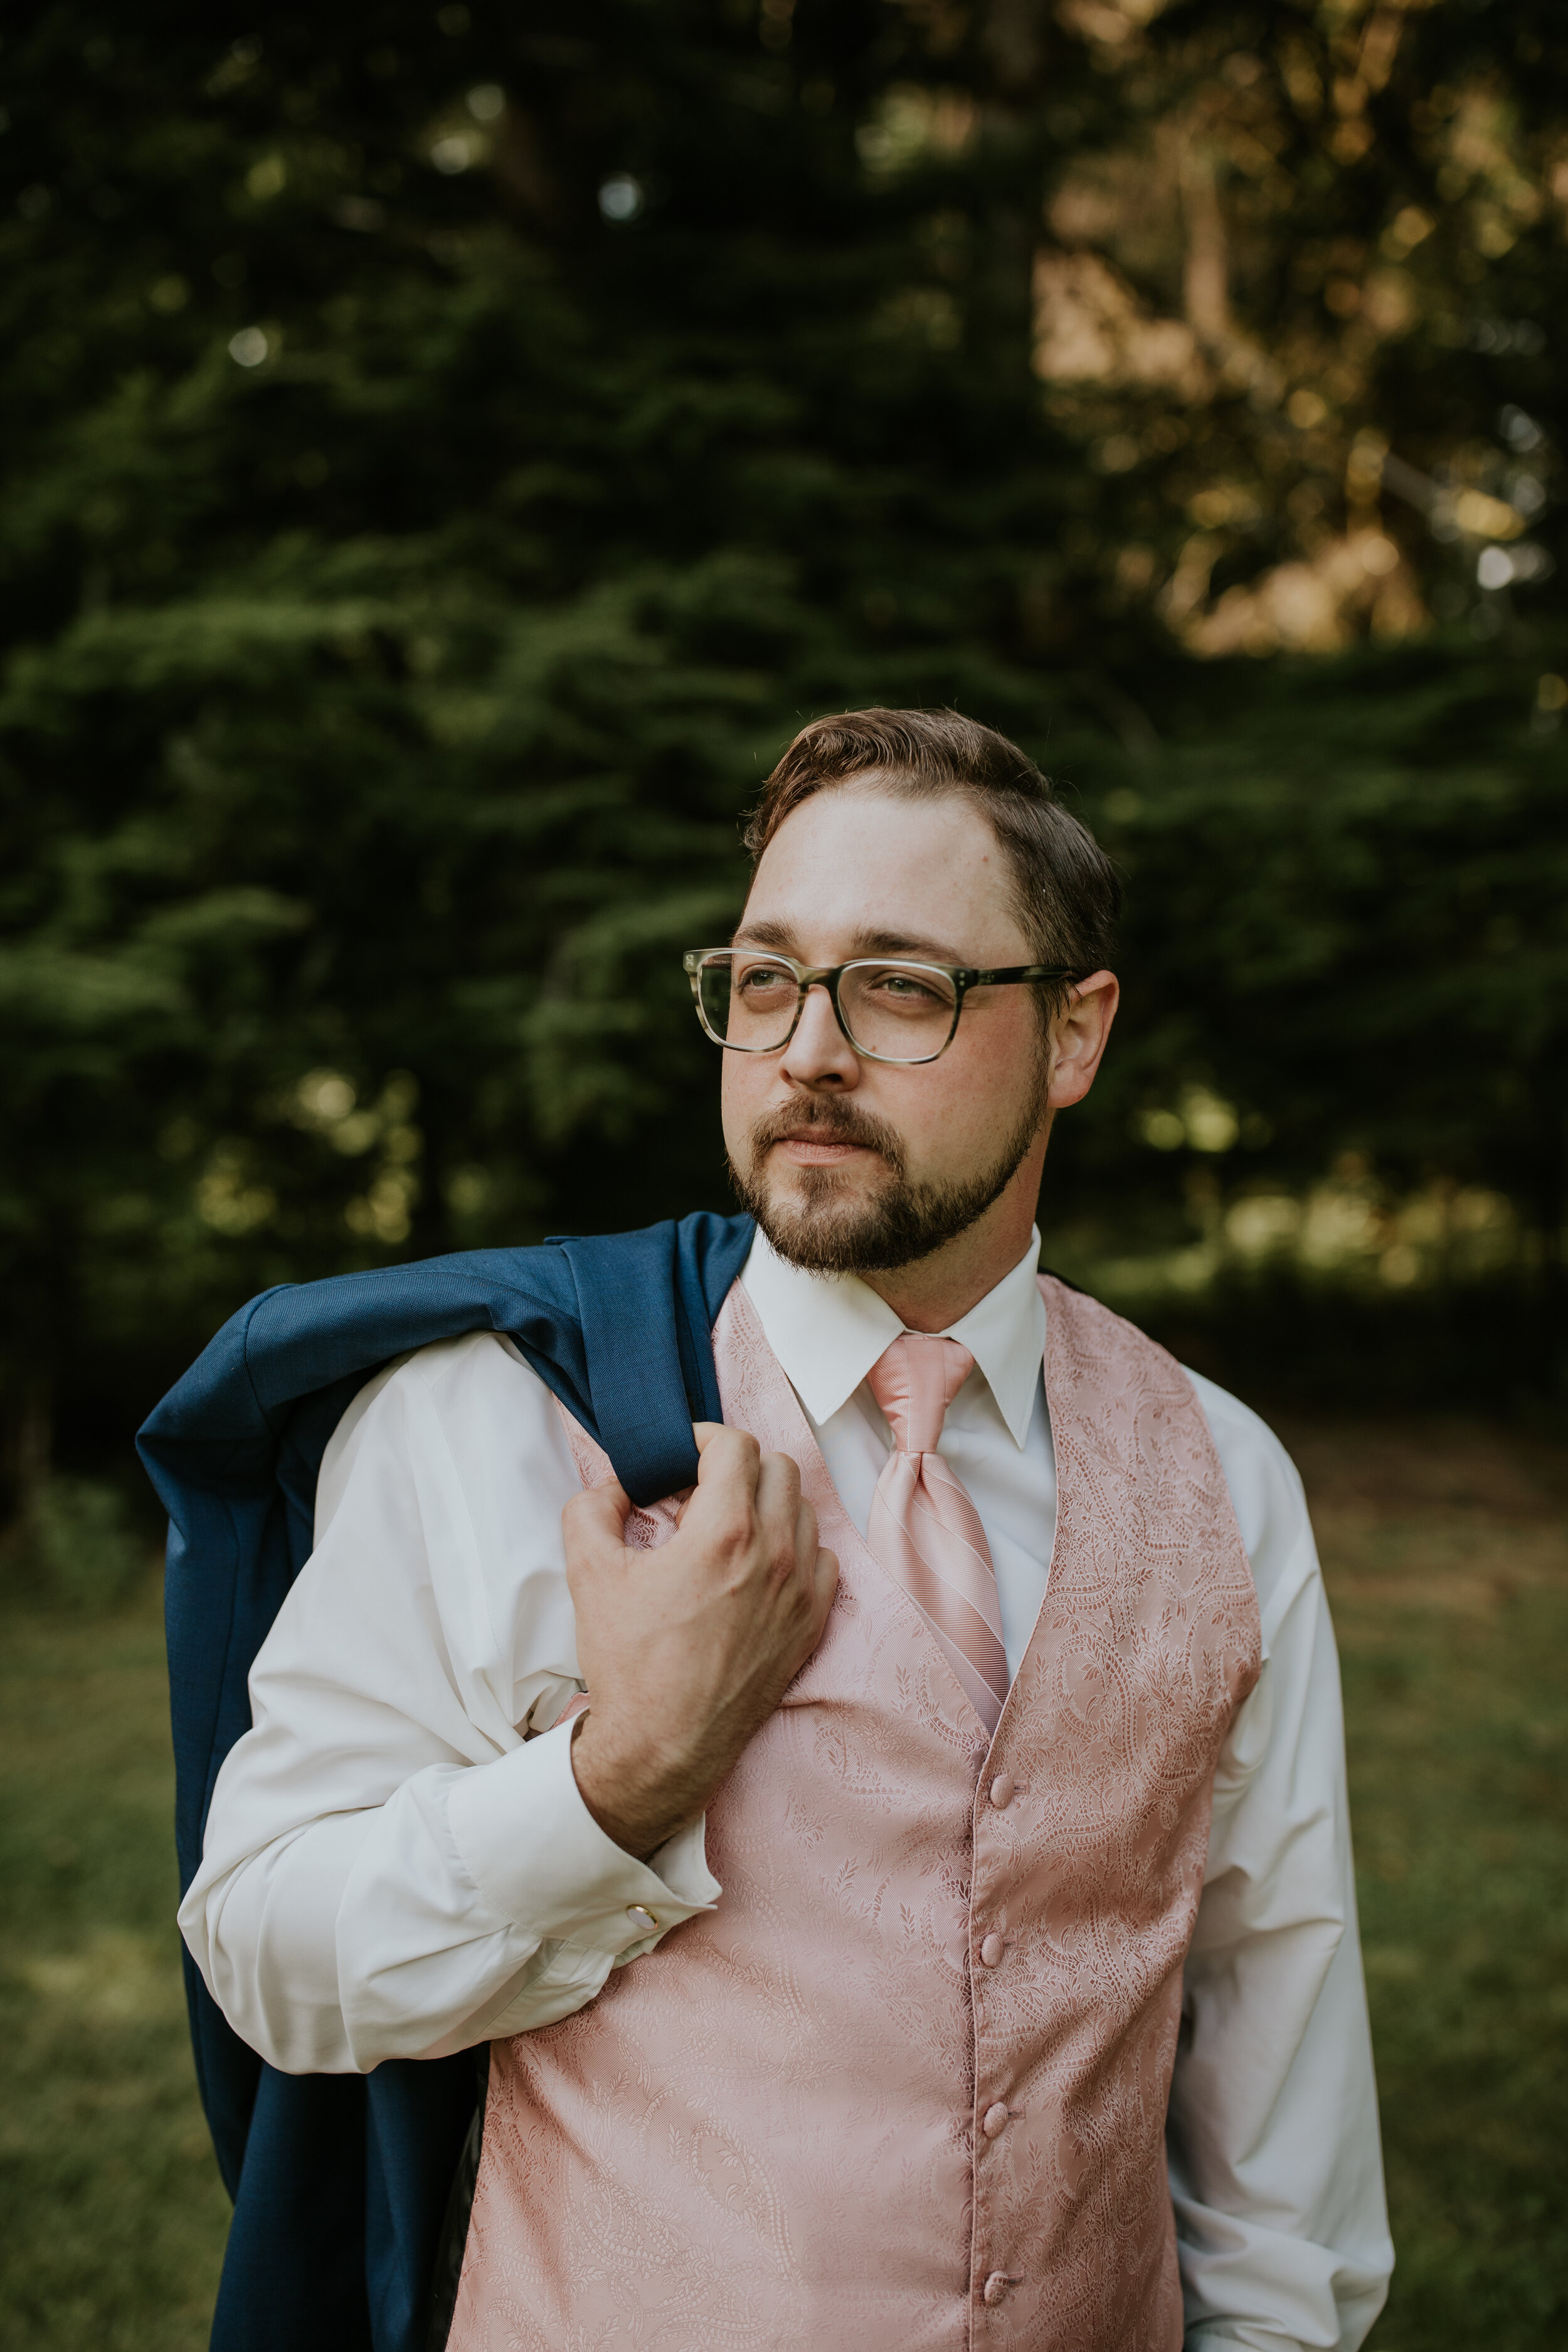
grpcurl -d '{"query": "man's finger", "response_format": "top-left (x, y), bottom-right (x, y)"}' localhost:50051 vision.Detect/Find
top-left (791, 1494), bottom-right (820, 1576)
top-left (690, 1423), bottom-right (763, 1496)
top-left (753, 1447), bottom-right (803, 1523)
top-left (562, 1481), bottom-right (634, 1560)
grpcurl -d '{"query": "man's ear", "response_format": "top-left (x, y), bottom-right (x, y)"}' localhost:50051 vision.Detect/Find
top-left (1046, 972), bottom-right (1120, 1111)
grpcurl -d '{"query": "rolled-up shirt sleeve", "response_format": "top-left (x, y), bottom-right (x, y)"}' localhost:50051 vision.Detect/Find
top-left (178, 1331), bottom-right (719, 2076)
top-left (1170, 1378), bottom-right (1394, 2351)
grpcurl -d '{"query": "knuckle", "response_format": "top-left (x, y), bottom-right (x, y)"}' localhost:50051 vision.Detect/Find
top-left (710, 1503), bottom-right (756, 1559)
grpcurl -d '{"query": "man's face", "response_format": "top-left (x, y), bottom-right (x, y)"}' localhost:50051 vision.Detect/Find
top-left (721, 781), bottom-right (1055, 1273)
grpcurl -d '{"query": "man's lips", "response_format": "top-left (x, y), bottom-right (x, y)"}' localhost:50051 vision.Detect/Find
top-left (769, 1132), bottom-right (878, 1165)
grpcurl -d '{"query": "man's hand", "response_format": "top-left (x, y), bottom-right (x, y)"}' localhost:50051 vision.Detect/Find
top-left (564, 1424), bottom-right (838, 1860)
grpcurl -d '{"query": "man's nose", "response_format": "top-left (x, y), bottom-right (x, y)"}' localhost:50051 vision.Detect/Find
top-left (778, 980), bottom-right (860, 1088)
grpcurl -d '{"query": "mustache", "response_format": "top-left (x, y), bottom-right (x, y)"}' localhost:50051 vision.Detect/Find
top-left (748, 1099), bottom-right (908, 1173)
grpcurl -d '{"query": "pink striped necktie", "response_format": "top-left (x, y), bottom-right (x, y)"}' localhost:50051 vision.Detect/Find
top-left (865, 1333), bottom-right (1010, 1734)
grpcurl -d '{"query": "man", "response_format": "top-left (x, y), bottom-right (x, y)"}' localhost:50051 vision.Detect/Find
top-left (179, 709), bottom-right (1392, 2349)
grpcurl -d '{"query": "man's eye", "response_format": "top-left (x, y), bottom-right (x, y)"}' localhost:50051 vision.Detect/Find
top-left (736, 964), bottom-right (792, 995)
top-left (874, 972), bottom-right (941, 1003)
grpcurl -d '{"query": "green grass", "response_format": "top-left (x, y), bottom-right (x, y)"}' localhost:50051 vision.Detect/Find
top-left (1290, 1418), bottom-right (1568, 2347)
top-left (1, 1416), bottom-right (1564, 2347)
top-left (0, 1589), bottom-right (228, 2351)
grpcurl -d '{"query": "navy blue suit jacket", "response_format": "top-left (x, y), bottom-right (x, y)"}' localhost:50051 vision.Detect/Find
top-left (137, 1213), bottom-right (755, 2352)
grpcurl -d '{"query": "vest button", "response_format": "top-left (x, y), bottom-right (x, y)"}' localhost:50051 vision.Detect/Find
top-left (982, 2102), bottom-right (1010, 2138)
top-left (978, 1932), bottom-right (1004, 1968)
top-left (988, 1772), bottom-right (1015, 1809)
top-left (982, 2272), bottom-right (1011, 2306)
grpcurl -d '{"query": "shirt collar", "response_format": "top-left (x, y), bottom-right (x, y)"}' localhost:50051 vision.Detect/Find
top-left (739, 1224), bottom-right (1046, 1449)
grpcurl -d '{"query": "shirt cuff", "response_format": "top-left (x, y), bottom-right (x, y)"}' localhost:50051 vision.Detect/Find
top-left (446, 1719), bottom-right (720, 1961)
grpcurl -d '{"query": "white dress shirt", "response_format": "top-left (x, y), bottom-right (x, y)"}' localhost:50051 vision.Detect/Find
top-left (181, 1227), bottom-right (1392, 2351)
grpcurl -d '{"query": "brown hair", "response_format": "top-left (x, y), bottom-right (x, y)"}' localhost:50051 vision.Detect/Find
top-left (744, 707), bottom-right (1120, 982)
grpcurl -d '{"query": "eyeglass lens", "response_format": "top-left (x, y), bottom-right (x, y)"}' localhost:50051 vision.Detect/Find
top-left (699, 955), bottom-right (958, 1061)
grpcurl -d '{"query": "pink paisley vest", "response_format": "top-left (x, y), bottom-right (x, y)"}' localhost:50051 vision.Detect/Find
top-left (448, 1276), bottom-right (1260, 2351)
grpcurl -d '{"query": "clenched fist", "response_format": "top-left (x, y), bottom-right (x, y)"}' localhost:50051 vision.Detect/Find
top-left (564, 1423), bottom-right (839, 1859)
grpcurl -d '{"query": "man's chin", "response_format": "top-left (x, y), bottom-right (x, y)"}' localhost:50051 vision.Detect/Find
top-left (761, 1156), bottom-right (879, 1204)
top-left (733, 1163), bottom-right (891, 1274)
top-left (733, 1163), bottom-right (952, 1278)
top-left (756, 1207), bottom-right (904, 1277)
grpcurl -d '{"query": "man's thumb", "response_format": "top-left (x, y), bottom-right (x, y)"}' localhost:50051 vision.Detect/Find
top-left (561, 1479), bottom-right (633, 1560)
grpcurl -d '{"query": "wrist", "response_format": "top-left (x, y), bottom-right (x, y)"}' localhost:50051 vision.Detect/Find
top-left (569, 1712), bottom-right (696, 1863)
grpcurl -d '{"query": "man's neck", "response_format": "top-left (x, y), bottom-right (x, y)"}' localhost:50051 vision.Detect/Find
top-left (859, 1188), bottom-right (1042, 1333)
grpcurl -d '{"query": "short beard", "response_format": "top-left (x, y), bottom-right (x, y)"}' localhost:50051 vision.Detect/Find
top-left (729, 1089), bottom-right (1047, 1276)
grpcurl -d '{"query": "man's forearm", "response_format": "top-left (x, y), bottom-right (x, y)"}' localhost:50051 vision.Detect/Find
top-left (181, 1723), bottom-right (719, 2073)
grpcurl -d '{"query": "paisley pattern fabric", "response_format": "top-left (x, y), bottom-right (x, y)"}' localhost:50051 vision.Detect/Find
top-left (448, 1276), bottom-right (1260, 2351)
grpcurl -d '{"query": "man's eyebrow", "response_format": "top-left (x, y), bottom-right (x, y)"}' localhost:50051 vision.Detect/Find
top-left (730, 918), bottom-right (797, 949)
top-left (729, 919), bottom-right (970, 963)
top-left (851, 928), bottom-right (967, 963)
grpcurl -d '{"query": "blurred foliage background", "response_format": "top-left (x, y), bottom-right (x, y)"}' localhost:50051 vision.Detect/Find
top-left (2, 0), bottom-right (1565, 1537)
top-left (1, 5), bottom-right (1566, 2346)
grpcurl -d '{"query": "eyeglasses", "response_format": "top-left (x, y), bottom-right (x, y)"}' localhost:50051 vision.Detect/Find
top-left (682, 948), bottom-right (1080, 1066)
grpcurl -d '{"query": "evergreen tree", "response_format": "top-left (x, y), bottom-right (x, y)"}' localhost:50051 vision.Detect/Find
top-left (1, 1), bottom-right (1564, 1506)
